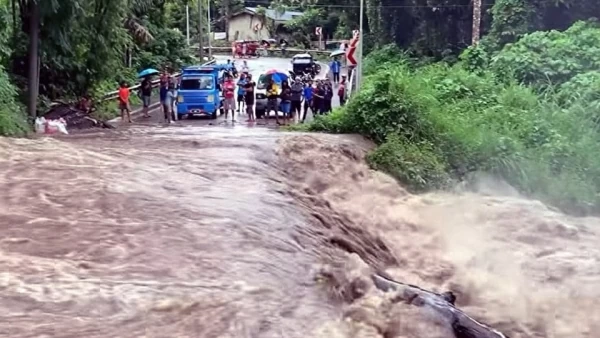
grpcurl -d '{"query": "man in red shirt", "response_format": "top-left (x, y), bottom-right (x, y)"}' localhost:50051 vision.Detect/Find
top-left (223, 74), bottom-right (236, 122)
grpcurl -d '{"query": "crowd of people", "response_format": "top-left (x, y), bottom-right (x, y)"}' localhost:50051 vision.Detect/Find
top-left (220, 60), bottom-right (347, 126)
top-left (117, 60), bottom-right (346, 126)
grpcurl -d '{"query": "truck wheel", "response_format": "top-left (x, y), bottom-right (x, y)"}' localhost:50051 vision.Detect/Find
top-left (256, 109), bottom-right (265, 119)
top-left (187, 113), bottom-right (194, 119)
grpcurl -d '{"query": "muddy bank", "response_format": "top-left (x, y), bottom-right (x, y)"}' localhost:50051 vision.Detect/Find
top-left (277, 134), bottom-right (600, 338)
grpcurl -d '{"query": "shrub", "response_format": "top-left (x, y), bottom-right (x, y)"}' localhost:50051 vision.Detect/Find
top-left (362, 44), bottom-right (408, 75)
top-left (491, 20), bottom-right (600, 89)
top-left (0, 66), bottom-right (28, 136)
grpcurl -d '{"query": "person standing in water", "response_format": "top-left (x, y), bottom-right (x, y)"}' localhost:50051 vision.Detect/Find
top-left (266, 78), bottom-right (279, 124)
top-left (279, 81), bottom-right (292, 125)
top-left (330, 58), bottom-right (341, 85)
top-left (237, 73), bottom-right (247, 114)
top-left (301, 80), bottom-right (313, 123)
top-left (338, 81), bottom-right (346, 106)
top-left (163, 82), bottom-right (178, 124)
top-left (139, 76), bottom-right (152, 118)
top-left (290, 78), bottom-right (303, 123)
top-left (118, 81), bottom-right (132, 123)
top-left (323, 81), bottom-right (333, 113)
top-left (223, 74), bottom-right (237, 122)
top-left (243, 74), bottom-right (256, 122)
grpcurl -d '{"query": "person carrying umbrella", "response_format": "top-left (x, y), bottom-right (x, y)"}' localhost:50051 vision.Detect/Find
top-left (138, 68), bottom-right (158, 118)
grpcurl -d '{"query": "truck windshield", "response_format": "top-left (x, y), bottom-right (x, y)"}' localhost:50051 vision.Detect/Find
top-left (180, 75), bottom-right (214, 90)
top-left (257, 74), bottom-right (268, 89)
top-left (293, 58), bottom-right (312, 64)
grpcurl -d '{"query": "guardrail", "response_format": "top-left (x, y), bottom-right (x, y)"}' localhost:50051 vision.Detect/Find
top-left (194, 46), bottom-right (334, 57)
top-left (100, 59), bottom-right (217, 101)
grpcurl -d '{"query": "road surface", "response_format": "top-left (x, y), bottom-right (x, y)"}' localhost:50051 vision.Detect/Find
top-left (122, 55), bottom-right (338, 128)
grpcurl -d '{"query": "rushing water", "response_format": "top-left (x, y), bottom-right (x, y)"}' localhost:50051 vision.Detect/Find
top-left (1, 126), bottom-right (599, 338)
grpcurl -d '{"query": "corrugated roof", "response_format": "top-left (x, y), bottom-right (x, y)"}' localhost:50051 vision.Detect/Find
top-left (244, 7), bottom-right (303, 21)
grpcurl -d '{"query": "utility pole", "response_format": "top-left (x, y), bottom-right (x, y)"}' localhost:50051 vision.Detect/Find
top-left (207, 0), bottom-right (212, 59)
top-left (186, 4), bottom-right (190, 45)
top-left (356, 0), bottom-right (364, 91)
top-left (198, 0), bottom-right (205, 60)
top-left (27, 0), bottom-right (40, 118)
top-left (472, 0), bottom-right (482, 45)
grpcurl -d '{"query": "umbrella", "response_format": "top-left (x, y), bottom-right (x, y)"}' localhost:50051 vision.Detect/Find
top-left (138, 68), bottom-right (159, 78)
top-left (264, 69), bottom-right (288, 83)
top-left (330, 50), bottom-right (345, 58)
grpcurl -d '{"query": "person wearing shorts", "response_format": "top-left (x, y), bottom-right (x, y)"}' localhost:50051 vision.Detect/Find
top-left (266, 79), bottom-right (279, 123)
top-left (222, 75), bottom-right (236, 121)
top-left (163, 84), bottom-right (177, 124)
top-left (244, 74), bottom-right (256, 122)
top-left (237, 74), bottom-right (247, 113)
top-left (118, 81), bottom-right (132, 123)
top-left (139, 77), bottom-right (152, 118)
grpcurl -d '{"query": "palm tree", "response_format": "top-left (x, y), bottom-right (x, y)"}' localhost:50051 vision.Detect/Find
top-left (125, 0), bottom-right (154, 43)
top-left (123, 0), bottom-right (155, 67)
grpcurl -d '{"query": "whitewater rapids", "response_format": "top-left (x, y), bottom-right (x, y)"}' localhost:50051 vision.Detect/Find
top-left (0, 127), bottom-right (598, 337)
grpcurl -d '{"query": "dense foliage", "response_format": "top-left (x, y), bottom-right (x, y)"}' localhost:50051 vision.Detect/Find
top-left (303, 20), bottom-right (600, 215)
top-left (0, 0), bottom-right (206, 135)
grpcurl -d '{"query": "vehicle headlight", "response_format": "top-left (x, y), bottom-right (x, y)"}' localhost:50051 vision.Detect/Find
top-left (177, 96), bottom-right (184, 103)
top-left (206, 95), bottom-right (214, 102)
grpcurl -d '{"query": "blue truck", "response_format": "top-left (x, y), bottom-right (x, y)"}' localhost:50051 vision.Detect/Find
top-left (176, 63), bottom-right (234, 119)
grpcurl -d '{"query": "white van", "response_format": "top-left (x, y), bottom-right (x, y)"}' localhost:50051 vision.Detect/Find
top-left (254, 73), bottom-right (282, 118)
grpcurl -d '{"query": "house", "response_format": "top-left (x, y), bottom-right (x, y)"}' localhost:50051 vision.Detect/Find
top-left (228, 7), bottom-right (303, 41)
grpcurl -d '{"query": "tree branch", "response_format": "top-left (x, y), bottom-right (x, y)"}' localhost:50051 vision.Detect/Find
top-left (372, 274), bottom-right (510, 338)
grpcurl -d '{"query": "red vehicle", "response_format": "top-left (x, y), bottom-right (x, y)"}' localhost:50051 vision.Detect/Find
top-left (232, 40), bottom-right (261, 58)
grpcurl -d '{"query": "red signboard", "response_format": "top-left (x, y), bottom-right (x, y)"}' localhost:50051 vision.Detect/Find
top-left (346, 37), bottom-right (359, 65)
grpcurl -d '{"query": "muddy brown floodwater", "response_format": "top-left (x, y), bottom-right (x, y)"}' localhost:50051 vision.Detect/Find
top-left (1, 126), bottom-right (599, 338)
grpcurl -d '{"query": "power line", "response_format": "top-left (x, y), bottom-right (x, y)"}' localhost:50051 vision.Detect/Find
top-left (245, 0), bottom-right (496, 8)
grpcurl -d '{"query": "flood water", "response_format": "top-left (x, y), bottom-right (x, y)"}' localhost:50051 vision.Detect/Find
top-left (1, 126), bottom-right (599, 338)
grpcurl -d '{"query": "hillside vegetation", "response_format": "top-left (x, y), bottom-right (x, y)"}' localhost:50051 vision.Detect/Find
top-left (305, 21), bottom-right (600, 215)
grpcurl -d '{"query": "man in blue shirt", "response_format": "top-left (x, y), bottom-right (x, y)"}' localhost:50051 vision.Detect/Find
top-left (302, 80), bottom-right (314, 123)
top-left (330, 58), bottom-right (341, 84)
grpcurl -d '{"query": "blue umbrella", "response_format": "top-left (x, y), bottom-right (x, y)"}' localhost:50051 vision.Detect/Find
top-left (265, 69), bottom-right (288, 83)
top-left (138, 68), bottom-right (159, 78)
